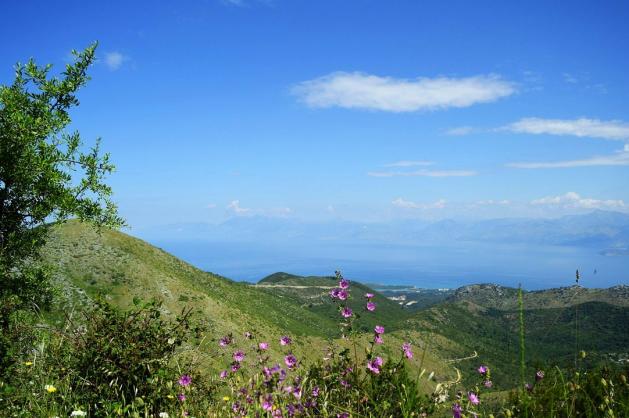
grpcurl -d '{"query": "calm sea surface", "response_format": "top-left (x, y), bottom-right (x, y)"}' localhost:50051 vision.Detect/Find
top-left (151, 240), bottom-right (629, 290)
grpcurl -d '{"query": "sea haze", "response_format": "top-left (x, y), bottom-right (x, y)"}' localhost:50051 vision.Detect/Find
top-left (136, 210), bottom-right (629, 290)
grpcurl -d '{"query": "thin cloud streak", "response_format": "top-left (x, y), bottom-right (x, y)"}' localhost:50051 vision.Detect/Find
top-left (504, 117), bottom-right (629, 140)
top-left (293, 72), bottom-right (516, 112)
top-left (507, 146), bottom-right (629, 168)
top-left (531, 192), bottom-right (626, 210)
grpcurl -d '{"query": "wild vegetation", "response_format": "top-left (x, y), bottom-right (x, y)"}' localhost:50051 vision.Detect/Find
top-left (1, 45), bottom-right (628, 417)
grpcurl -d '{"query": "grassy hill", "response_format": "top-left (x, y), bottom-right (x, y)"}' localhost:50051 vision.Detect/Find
top-left (408, 295), bottom-right (629, 387)
top-left (40, 220), bottom-right (452, 382)
top-left (39, 220), bottom-right (629, 391)
top-left (255, 272), bottom-right (410, 333)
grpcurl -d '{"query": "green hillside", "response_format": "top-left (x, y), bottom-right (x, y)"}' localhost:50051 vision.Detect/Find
top-left (256, 272), bottom-right (410, 333)
top-left (409, 298), bottom-right (629, 388)
top-left (39, 220), bottom-right (629, 391)
top-left (44, 221), bottom-right (337, 340)
top-left (448, 283), bottom-right (629, 309)
top-left (40, 221), bottom-right (451, 380)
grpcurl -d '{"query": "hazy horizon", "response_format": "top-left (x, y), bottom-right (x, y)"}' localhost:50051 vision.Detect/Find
top-left (133, 209), bottom-right (629, 290)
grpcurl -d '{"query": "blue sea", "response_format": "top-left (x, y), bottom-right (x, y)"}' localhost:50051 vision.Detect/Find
top-left (149, 240), bottom-right (629, 290)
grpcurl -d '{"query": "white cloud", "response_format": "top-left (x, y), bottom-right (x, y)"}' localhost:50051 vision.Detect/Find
top-left (445, 126), bottom-right (475, 136)
top-left (531, 192), bottom-right (625, 210)
top-left (507, 146), bottom-right (629, 168)
top-left (103, 51), bottom-right (127, 71)
top-left (206, 203), bottom-right (217, 209)
top-left (504, 117), bottom-right (629, 141)
top-left (368, 169), bottom-right (477, 177)
top-left (384, 160), bottom-right (434, 167)
top-left (226, 200), bottom-right (251, 214)
top-left (292, 72), bottom-right (516, 112)
top-left (392, 198), bottom-right (447, 210)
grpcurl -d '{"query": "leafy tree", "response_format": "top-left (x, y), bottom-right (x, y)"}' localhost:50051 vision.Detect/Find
top-left (0, 43), bottom-right (123, 364)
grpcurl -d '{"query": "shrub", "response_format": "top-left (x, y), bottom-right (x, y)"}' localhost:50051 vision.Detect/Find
top-left (1, 299), bottom-right (211, 417)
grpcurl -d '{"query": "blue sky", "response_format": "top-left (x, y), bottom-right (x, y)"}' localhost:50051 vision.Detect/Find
top-left (2, 0), bottom-right (629, 229)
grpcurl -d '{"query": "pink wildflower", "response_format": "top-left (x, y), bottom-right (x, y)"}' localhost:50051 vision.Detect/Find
top-left (219, 370), bottom-right (228, 379)
top-left (468, 392), bottom-right (480, 405)
top-left (259, 342), bottom-right (269, 350)
top-left (339, 278), bottom-right (349, 289)
top-left (374, 325), bottom-right (385, 334)
top-left (402, 342), bottom-right (413, 359)
top-left (366, 301), bottom-right (376, 311)
top-left (233, 350), bottom-right (245, 362)
top-left (284, 354), bottom-right (298, 370)
top-left (341, 306), bottom-right (353, 318)
top-left (262, 395), bottom-right (273, 411)
top-left (364, 293), bottom-right (374, 299)
top-left (367, 357), bottom-right (383, 374)
top-left (280, 336), bottom-right (292, 346)
top-left (178, 374), bottom-right (192, 387)
top-left (452, 403), bottom-right (462, 418)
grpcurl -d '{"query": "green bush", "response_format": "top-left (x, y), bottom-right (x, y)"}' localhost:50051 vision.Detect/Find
top-left (1, 299), bottom-right (211, 417)
top-left (69, 299), bottom-right (197, 415)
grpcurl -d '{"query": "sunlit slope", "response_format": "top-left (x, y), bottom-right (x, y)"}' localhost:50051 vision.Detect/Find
top-left (41, 221), bottom-right (453, 383)
top-left (43, 221), bottom-right (342, 339)
top-left (256, 272), bottom-right (410, 333)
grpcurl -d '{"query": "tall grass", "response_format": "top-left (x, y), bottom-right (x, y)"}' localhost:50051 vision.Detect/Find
top-left (2, 271), bottom-right (628, 417)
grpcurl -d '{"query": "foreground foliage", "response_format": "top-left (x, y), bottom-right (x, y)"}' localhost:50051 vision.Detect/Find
top-left (2, 272), bottom-right (628, 417)
top-left (0, 42), bottom-right (122, 370)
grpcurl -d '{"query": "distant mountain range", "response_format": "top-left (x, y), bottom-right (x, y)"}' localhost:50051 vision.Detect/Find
top-left (136, 210), bottom-right (629, 253)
